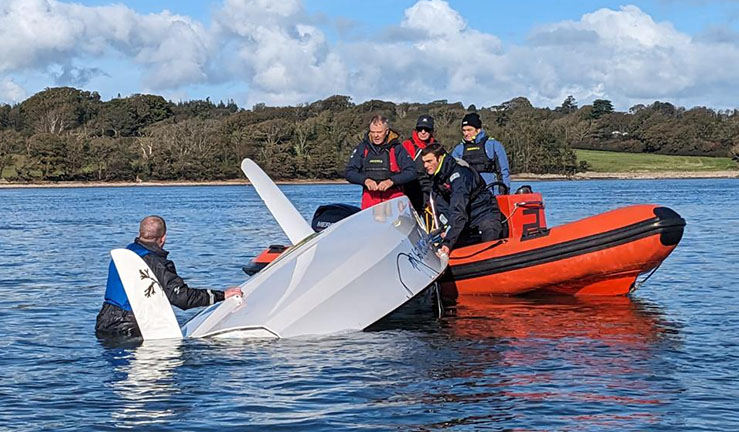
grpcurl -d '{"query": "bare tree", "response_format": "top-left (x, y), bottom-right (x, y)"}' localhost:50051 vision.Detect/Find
top-left (36, 107), bottom-right (72, 134)
top-left (293, 120), bottom-right (314, 158)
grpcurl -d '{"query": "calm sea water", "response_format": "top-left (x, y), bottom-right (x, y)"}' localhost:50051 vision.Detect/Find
top-left (0, 179), bottom-right (737, 431)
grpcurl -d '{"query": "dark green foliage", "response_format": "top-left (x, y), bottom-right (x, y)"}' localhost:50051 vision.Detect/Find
top-left (95, 94), bottom-right (173, 137)
top-left (0, 129), bottom-right (22, 178)
top-left (0, 104), bottom-right (11, 129)
top-left (173, 98), bottom-right (238, 120)
top-left (308, 95), bottom-right (353, 113)
top-left (28, 133), bottom-right (67, 179)
top-left (556, 95), bottom-right (578, 114)
top-left (86, 136), bottom-right (135, 181)
top-left (489, 103), bottom-right (577, 174)
top-left (11, 87), bottom-right (101, 135)
top-left (589, 99), bottom-right (614, 119)
top-left (573, 101), bottom-right (738, 157)
top-left (0, 87), bottom-right (737, 182)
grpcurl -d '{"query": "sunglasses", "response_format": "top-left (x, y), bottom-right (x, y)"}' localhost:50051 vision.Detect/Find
top-left (416, 127), bottom-right (433, 133)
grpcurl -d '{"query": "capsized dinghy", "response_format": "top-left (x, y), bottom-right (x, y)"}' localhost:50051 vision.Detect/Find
top-left (182, 194), bottom-right (447, 338)
top-left (112, 159), bottom-right (447, 340)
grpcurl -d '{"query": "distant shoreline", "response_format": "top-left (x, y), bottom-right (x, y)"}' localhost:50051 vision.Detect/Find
top-left (0, 170), bottom-right (736, 189)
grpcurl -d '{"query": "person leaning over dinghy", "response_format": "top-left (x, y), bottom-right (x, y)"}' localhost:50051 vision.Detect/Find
top-left (345, 115), bottom-right (417, 209)
top-left (422, 144), bottom-right (504, 257)
top-left (95, 215), bottom-right (241, 338)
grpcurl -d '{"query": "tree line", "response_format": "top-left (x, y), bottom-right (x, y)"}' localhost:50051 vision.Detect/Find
top-left (0, 87), bottom-right (737, 182)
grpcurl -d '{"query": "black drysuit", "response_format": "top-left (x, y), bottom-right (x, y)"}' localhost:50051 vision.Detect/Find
top-left (95, 238), bottom-right (224, 338)
top-left (430, 155), bottom-right (503, 249)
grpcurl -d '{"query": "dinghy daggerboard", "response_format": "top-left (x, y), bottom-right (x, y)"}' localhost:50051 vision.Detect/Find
top-left (240, 158), bottom-right (313, 244)
top-left (111, 248), bottom-right (183, 340)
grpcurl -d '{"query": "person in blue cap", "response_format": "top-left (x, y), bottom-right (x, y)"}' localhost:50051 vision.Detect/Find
top-left (451, 112), bottom-right (511, 194)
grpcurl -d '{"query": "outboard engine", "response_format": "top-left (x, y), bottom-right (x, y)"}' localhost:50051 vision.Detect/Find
top-left (311, 203), bottom-right (361, 232)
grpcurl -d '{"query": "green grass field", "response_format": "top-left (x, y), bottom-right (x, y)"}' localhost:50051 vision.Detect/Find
top-left (576, 149), bottom-right (738, 172)
top-left (1, 164), bottom-right (15, 179)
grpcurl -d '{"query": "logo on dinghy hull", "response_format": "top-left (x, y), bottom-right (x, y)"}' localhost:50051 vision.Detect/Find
top-left (139, 268), bottom-right (161, 298)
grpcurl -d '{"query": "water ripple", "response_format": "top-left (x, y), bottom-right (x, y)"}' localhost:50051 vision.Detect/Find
top-left (0, 180), bottom-right (737, 430)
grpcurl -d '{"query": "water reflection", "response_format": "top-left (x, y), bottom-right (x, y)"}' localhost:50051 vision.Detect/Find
top-left (414, 295), bottom-right (683, 430)
top-left (443, 295), bottom-right (669, 345)
top-left (103, 339), bottom-right (185, 428)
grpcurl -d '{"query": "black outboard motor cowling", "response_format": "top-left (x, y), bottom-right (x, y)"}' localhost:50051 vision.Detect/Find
top-left (311, 203), bottom-right (361, 232)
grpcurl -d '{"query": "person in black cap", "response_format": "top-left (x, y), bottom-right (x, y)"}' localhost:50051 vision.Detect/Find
top-left (451, 112), bottom-right (511, 194)
top-left (401, 114), bottom-right (437, 214)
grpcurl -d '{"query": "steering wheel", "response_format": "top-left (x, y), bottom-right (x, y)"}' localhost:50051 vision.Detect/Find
top-left (485, 181), bottom-right (510, 195)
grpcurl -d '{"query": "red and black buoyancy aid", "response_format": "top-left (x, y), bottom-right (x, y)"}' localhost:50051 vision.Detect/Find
top-left (361, 143), bottom-right (400, 181)
top-left (402, 131), bottom-right (435, 162)
top-left (462, 135), bottom-right (496, 174)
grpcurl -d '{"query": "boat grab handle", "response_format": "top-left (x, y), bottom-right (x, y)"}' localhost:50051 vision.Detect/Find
top-left (515, 201), bottom-right (544, 209)
top-left (502, 201), bottom-right (544, 224)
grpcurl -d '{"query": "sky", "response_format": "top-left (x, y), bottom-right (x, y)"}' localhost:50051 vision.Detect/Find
top-left (1, 0), bottom-right (739, 111)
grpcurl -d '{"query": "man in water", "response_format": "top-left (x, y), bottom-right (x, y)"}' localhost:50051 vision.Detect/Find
top-left (345, 115), bottom-right (417, 209)
top-left (421, 144), bottom-right (503, 256)
top-left (95, 215), bottom-right (241, 338)
top-left (451, 112), bottom-right (511, 194)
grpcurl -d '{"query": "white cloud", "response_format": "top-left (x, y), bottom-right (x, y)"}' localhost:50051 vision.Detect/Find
top-left (0, 0), bottom-right (211, 90)
top-left (519, 5), bottom-right (739, 109)
top-left (332, 0), bottom-right (504, 104)
top-left (0, 0), bottom-right (738, 110)
top-left (212, 0), bottom-right (348, 106)
top-left (402, 0), bottom-right (465, 38)
top-left (581, 5), bottom-right (690, 48)
top-left (0, 78), bottom-right (26, 103)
